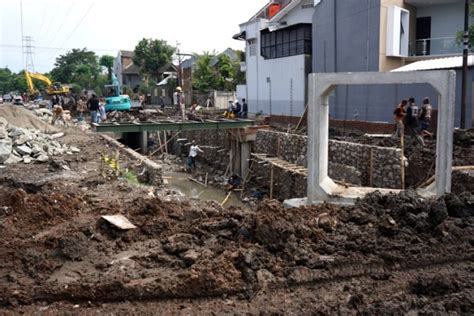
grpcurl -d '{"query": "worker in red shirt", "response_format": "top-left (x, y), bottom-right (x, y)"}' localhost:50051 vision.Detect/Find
top-left (392, 100), bottom-right (407, 138)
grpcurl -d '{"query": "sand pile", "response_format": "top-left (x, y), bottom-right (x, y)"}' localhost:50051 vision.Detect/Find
top-left (0, 105), bottom-right (59, 133)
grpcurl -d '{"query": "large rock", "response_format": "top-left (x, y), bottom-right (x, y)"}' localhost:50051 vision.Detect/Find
top-left (5, 153), bottom-right (22, 164)
top-left (13, 134), bottom-right (30, 146)
top-left (8, 127), bottom-right (26, 138)
top-left (15, 144), bottom-right (32, 156)
top-left (23, 156), bottom-right (32, 164)
top-left (0, 139), bottom-right (12, 163)
top-left (36, 154), bottom-right (49, 163)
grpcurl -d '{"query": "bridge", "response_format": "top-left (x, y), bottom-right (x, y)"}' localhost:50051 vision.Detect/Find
top-left (93, 118), bottom-right (255, 133)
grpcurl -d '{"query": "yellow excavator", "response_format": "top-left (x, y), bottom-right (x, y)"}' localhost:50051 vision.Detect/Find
top-left (25, 71), bottom-right (70, 97)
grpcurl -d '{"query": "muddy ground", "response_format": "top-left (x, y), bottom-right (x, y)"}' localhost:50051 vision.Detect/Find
top-left (0, 129), bottom-right (473, 314)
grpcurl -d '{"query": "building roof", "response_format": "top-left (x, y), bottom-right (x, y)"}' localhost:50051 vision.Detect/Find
top-left (120, 50), bottom-right (134, 58)
top-left (122, 62), bottom-right (178, 76)
top-left (392, 55), bottom-right (474, 72)
top-left (181, 56), bottom-right (197, 69)
top-left (210, 48), bottom-right (239, 67)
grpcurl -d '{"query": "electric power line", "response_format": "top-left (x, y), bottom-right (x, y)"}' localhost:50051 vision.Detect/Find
top-left (46, 2), bottom-right (75, 47)
top-left (56, 0), bottom-right (96, 50)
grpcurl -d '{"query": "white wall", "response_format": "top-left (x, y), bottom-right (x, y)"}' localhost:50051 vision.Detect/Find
top-left (276, 0), bottom-right (314, 25)
top-left (240, 3), bottom-right (312, 117)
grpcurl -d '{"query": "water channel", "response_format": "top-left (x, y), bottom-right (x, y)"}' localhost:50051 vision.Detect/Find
top-left (165, 171), bottom-right (247, 208)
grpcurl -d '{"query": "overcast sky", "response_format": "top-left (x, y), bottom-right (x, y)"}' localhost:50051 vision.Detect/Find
top-left (0, 0), bottom-right (268, 73)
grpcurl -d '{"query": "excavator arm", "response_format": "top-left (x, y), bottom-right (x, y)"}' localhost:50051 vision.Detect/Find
top-left (24, 71), bottom-right (69, 96)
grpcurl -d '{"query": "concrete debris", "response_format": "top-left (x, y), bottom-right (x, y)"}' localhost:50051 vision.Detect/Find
top-left (101, 215), bottom-right (137, 230)
top-left (0, 123), bottom-right (78, 165)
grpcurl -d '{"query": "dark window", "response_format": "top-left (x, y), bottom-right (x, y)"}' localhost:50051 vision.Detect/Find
top-left (261, 24), bottom-right (312, 60)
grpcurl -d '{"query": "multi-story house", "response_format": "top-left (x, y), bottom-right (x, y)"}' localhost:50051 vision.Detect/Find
top-left (234, 0), bottom-right (315, 118)
top-left (312, 0), bottom-right (473, 127)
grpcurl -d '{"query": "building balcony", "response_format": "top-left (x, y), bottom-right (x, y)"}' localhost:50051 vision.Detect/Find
top-left (409, 37), bottom-right (461, 57)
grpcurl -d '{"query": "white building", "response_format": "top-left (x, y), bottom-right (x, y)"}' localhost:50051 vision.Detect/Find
top-left (234, 0), bottom-right (315, 118)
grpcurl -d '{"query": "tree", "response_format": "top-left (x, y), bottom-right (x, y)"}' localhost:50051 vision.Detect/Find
top-left (50, 48), bottom-right (100, 89)
top-left (192, 52), bottom-right (218, 93)
top-left (133, 38), bottom-right (175, 80)
top-left (0, 68), bottom-right (13, 94)
top-left (99, 55), bottom-right (115, 80)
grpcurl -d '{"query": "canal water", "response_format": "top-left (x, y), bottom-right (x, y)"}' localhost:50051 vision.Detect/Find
top-left (165, 171), bottom-right (246, 208)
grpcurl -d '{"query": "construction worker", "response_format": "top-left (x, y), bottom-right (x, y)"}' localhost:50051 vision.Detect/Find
top-left (240, 98), bottom-right (248, 118)
top-left (419, 97), bottom-right (433, 139)
top-left (405, 97), bottom-right (425, 146)
top-left (187, 140), bottom-right (204, 172)
top-left (173, 87), bottom-right (185, 121)
top-left (392, 100), bottom-right (407, 138)
top-left (87, 94), bottom-right (100, 125)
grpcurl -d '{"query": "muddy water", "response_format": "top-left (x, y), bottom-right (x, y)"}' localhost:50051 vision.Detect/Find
top-left (165, 171), bottom-right (246, 208)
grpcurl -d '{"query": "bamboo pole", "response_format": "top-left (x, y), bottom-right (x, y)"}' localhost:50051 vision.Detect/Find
top-left (400, 133), bottom-right (405, 190)
top-left (221, 191), bottom-right (232, 207)
top-left (269, 165), bottom-right (274, 199)
top-left (369, 147), bottom-right (374, 187)
top-left (164, 132), bottom-right (168, 154)
top-left (149, 132), bottom-right (181, 157)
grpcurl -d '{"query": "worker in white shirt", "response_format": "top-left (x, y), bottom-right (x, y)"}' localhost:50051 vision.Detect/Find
top-left (187, 140), bottom-right (204, 171)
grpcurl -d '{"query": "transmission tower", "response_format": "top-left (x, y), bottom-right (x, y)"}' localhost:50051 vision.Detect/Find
top-left (22, 36), bottom-right (35, 72)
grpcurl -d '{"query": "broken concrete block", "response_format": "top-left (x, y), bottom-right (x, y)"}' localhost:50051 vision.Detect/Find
top-left (0, 139), bottom-right (13, 163)
top-left (5, 153), bottom-right (22, 164)
top-left (15, 145), bottom-right (32, 156)
top-left (36, 154), bottom-right (49, 163)
top-left (8, 128), bottom-right (26, 138)
top-left (13, 134), bottom-right (30, 146)
top-left (23, 156), bottom-right (32, 164)
top-left (70, 146), bottom-right (81, 153)
top-left (101, 215), bottom-right (137, 230)
top-left (50, 132), bottom-right (65, 140)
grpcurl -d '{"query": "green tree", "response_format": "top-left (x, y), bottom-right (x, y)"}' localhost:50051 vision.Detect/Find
top-left (11, 70), bottom-right (28, 93)
top-left (0, 68), bottom-right (13, 94)
top-left (133, 38), bottom-right (175, 80)
top-left (99, 55), bottom-right (115, 80)
top-left (50, 48), bottom-right (100, 89)
top-left (192, 52), bottom-right (218, 93)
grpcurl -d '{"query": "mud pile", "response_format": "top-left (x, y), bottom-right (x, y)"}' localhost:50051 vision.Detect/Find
top-left (1, 184), bottom-right (473, 313)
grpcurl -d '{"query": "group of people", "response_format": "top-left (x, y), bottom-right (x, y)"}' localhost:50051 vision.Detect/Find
top-left (393, 97), bottom-right (433, 145)
top-left (225, 99), bottom-right (248, 119)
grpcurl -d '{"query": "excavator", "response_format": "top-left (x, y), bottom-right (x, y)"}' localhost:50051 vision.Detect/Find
top-left (25, 71), bottom-right (70, 97)
top-left (104, 73), bottom-right (131, 112)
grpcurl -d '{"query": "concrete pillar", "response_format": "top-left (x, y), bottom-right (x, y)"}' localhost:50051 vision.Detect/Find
top-left (240, 142), bottom-right (251, 179)
top-left (139, 131), bottom-right (148, 154)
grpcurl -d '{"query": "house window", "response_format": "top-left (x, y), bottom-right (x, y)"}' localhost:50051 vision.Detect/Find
top-left (260, 24), bottom-right (312, 60)
top-left (248, 39), bottom-right (257, 56)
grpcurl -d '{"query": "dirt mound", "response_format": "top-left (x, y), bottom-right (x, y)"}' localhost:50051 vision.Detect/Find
top-left (1, 184), bottom-right (473, 313)
top-left (0, 105), bottom-right (59, 133)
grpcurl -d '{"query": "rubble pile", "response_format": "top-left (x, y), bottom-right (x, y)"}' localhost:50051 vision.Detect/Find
top-left (0, 118), bottom-right (79, 165)
top-left (106, 109), bottom-right (165, 123)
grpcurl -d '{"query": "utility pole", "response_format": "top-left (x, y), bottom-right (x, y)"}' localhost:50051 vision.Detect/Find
top-left (461, 0), bottom-right (470, 129)
top-left (176, 41), bottom-right (182, 88)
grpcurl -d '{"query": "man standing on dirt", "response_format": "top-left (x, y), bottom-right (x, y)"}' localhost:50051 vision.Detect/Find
top-left (392, 100), bottom-right (407, 138)
top-left (188, 140), bottom-right (204, 172)
top-left (87, 94), bottom-right (100, 125)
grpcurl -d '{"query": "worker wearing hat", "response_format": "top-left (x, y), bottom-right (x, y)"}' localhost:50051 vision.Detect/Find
top-left (173, 86), bottom-right (185, 121)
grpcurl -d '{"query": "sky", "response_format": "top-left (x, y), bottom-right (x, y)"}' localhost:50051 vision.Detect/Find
top-left (0, 0), bottom-right (268, 73)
